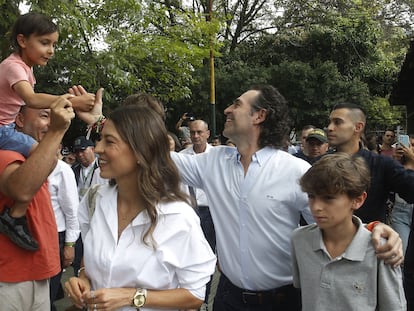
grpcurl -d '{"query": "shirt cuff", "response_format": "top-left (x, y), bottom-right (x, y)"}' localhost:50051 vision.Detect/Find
top-left (65, 230), bottom-right (81, 243)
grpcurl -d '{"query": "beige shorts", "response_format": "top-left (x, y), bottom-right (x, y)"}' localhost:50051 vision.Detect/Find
top-left (0, 279), bottom-right (50, 311)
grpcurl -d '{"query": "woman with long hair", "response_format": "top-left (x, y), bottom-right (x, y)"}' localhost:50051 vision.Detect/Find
top-left (65, 104), bottom-right (216, 311)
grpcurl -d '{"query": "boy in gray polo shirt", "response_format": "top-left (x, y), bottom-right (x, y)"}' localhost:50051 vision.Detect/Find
top-left (291, 153), bottom-right (406, 311)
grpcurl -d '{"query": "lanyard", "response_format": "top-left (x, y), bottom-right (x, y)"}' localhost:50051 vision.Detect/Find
top-left (81, 166), bottom-right (95, 186)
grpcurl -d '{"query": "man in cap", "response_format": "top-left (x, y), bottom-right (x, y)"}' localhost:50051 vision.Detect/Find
top-left (72, 136), bottom-right (101, 199)
top-left (70, 136), bottom-right (107, 279)
top-left (295, 128), bottom-right (329, 164)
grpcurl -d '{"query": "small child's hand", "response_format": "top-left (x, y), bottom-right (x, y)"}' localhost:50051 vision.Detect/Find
top-left (69, 93), bottom-right (95, 112)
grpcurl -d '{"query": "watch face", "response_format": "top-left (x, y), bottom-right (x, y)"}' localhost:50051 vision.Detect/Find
top-left (134, 294), bottom-right (145, 307)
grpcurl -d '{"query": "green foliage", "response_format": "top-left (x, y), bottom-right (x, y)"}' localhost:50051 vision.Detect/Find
top-left (365, 97), bottom-right (407, 132)
top-left (199, 0), bottom-right (408, 132)
top-left (0, 0), bottom-right (20, 59)
top-left (269, 60), bottom-right (372, 129)
top-left (1, 0), bottom-right (412, 137)
top-left (18, 0), bottom-right (220, 111)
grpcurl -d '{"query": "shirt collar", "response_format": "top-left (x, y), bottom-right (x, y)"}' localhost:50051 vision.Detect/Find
top-left (312, 216), bottom-right (370, 262)
top-left (235, 146), bottom-right (276, 166)
top-left (82, 158), bottom-right (97, 170)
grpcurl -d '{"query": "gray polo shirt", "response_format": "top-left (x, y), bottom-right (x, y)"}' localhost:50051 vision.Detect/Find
top-left (291, 216), bottom-right (406, 311)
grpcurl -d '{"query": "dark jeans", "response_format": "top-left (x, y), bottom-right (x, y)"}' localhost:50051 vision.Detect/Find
top-left (50, 231), bottom-right (65, 311)
top-left (405, 271), bottom-right (414, 311)
top-left (213, 273), bottom-right (301, 311)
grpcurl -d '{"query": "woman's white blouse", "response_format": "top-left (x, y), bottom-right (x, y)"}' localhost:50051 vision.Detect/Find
top-left (79, 185), bottom-right (217, 311)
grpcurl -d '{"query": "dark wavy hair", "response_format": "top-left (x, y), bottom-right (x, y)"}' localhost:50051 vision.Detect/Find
top-left (249, 85), bottom-right (292, 149)
top-left (108, 105), bottom-right (190, 246)
top-left (11, 12), bottom-right (58, 52)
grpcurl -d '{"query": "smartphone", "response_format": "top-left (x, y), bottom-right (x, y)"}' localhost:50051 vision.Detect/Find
top-left (398, 134), bottom-right (410, 147)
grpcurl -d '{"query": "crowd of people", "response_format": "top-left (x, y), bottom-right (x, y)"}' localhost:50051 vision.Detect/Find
top-left (0, 11), bottom-right (414, 311)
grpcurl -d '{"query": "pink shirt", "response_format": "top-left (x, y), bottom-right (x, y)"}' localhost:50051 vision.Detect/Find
top-left (0, 53), bottom-right (36, 125)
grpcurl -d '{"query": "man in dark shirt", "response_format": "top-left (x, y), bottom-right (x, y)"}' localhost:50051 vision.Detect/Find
top-left (326, 102), bottom-right (414, 224)
top-left (294, 128), bottom-right (329, 164)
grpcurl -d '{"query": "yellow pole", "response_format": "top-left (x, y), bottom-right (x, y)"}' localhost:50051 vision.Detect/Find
top-left (208, 0), bottom-right (216, 136)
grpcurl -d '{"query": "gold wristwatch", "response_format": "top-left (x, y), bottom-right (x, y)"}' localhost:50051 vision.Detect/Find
top-left (132, 288), bottom-right (147, 309)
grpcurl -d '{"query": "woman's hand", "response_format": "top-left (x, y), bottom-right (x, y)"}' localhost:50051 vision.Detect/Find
top-left (69, 86), bottom-right (104, 126)
top-left (64, 276), bottom-right (91, 309)
top-left (81, 287), bottom-right (136, 311)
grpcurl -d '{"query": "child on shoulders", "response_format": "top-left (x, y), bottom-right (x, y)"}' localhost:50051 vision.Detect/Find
top-left (0, 12), bottom-right (95, 251)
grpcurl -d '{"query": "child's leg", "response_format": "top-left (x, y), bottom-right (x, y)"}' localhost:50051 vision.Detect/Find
top-left (0, 124), bottom-right (36, 158)
top-left (0, 204), bottom-right (39, 251)
top-left (8, 201), bottom-right (29, 217)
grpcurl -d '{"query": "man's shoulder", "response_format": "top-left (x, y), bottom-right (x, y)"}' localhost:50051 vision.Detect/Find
top-left (293, 150), bottom-right (310, 162)
top-left (325, 148), bottom-right (384, 164)
top-left (57, 159), bottom-right (76, 175)
top-left (0, 53), bottom-right (28, 70)
top-left (0, 149), bottom-right (24, 157)
top-left (71, 162), bottom-right (82, 174)
top-left (355, 148), bottom-right (399, 169)
top-left (205, 143), bottom-right (214, 153)
top-left (0, 150), bottom-right (24, 169)
top-left (292, 224), bottom-right (318, 242)
top-left (179, 147), bottom-right (194, 155)
top-left (271, 149), bottom-right (311, 170)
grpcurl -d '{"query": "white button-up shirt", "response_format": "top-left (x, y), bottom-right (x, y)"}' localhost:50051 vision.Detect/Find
top-left (79, 185), bottom-right (217, 311)
top-left (48, 159), bottom-right (80, 242)
top-left (179, 143), bottom-right (214, 206)
top-left (172, 146), bottom-right (313, 290)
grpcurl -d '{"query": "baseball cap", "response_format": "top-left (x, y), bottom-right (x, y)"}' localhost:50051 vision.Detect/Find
top-left (73, 136), bottom-right (94, 151)
top-left (306, 129), bottom-right (328, 143)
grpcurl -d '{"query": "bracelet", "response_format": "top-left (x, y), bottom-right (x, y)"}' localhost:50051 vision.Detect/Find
top-left (77, 267), bottom-right (86, 277)
top-left (64, 242), bottom-right (76, 247)
top-left (366, 221), bottom-right (380, 232)
top-left (86, 115), bottom-right (106, 140)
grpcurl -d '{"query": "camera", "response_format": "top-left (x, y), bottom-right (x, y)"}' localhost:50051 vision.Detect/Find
top-left (186, 113), bottom-right (195, 121)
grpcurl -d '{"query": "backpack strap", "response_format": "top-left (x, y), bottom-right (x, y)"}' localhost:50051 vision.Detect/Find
top-left (87, 184), bottom-right (101, 220)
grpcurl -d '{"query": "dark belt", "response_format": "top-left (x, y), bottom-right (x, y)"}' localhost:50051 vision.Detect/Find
top-left (221, 273), bottom-right (299, 305)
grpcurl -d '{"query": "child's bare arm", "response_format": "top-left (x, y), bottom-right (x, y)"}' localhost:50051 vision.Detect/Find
top-left (13, 80), bottom-right (62, 109)
top-left (13, 81), bottom-right (94, 112)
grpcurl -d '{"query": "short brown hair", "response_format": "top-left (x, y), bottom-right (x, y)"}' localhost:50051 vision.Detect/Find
top-left (300, 153), bottom-right (370, 198)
